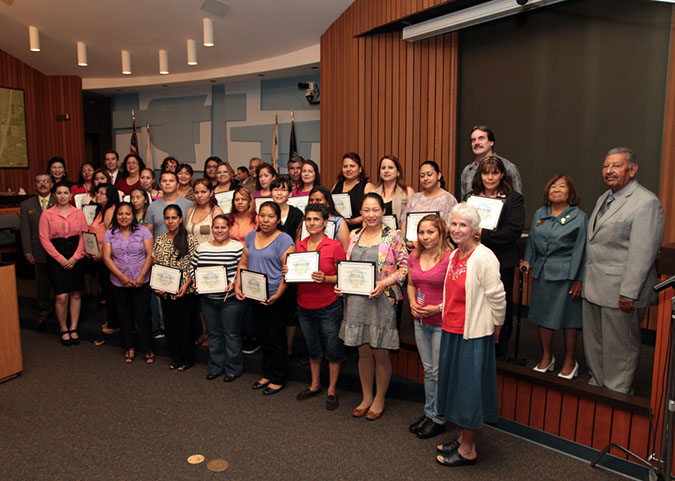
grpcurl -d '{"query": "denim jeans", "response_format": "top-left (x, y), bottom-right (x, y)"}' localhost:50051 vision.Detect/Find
top-left (201, 296), bottom-right (246, 376)
top-left (297, 298), bottom-right (345, 363)
top-left (414, 321), bottom-right (445, 425)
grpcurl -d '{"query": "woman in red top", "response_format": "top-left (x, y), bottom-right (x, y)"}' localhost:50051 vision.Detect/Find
top-left (292, 159), bottom-right (320, 196)
top-left (116, 154), bottom-right (145, 195)
top-left (70, 162), bottom-right (95, 204)
top-left (285, 203), bottom-right (346, 410)
top-left (39, 181), bottom-right (88, 345)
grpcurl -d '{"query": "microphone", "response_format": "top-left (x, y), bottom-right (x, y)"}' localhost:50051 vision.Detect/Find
top-left (654, 274), bottom-right (675, 293)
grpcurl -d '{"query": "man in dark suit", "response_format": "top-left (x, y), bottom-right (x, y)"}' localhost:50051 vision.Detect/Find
top-left (582, 147), bottom-right (665, 394)
top-left (19, 173), bottom-right (56, 325)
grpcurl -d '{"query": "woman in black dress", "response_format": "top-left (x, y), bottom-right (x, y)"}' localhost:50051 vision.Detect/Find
top-left (331, 152), bottom-right (375, 230)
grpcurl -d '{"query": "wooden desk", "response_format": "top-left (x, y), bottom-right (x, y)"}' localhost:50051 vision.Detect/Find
top-left (0, 263), bottom-right (22, 382)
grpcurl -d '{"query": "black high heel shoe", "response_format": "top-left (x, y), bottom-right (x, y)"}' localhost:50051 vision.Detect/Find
top-left (69, 330), bottom-right (80, 345)
top-left (59, 330), bottom-right (71, 346)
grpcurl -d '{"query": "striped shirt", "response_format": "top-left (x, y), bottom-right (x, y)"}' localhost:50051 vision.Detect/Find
top-left (189, 239), bottom-right (243, 300)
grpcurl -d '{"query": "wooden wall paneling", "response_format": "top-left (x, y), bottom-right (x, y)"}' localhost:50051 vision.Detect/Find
top-left (364, 34), bottom-right (373, 167)
top-left (497, 374), bottom-right (505, 415)
top-left (543, 389), bottom-right (562, 436)
top-left (515, 380), bottom-right (532, 425)
top-left (659, 15), bottom-right (675, 244)
top-left (358, 35), bottom-right (366, 161)
top-left (411, 40), bottom-right (422, 185)
top-left (390, 351), bottom-right (399, 374)
top-left (501, 377), bottom-right (518, 421)
top-left (609, 408), bottom-right (632, 460)
top-left (575, 398), bottom-right (596, 446)
top-left (558, 393), bottom-right (578, 441)
top-left (434, 36), bottom-right (443, 166)
top-left (529, 385), bottom-right (547, 431)
top-left (392, 33), bottom-right (400, 159)
top-left (378, 34), bottom-right (386, 157)
top-left (398, 39), bottom-right (407, 174)
top-left (384, 33), bottom-right (393, 156)
top-left (591, 404), bottom-right (613, 450)
top-left (406, 349), bottom-right (419, 381)
top-left (419, 38), bottom-right (430, 176)
top-left (628, 413), bottom-right (651, 461)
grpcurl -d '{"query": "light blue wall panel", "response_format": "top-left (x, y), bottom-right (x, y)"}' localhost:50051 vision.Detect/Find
top-left (230, 120), bottom-right (319, 166)
top-left (261, 74), bottom-right (320, 111)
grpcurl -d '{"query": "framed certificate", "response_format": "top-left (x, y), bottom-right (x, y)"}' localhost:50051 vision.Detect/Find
top-left (255, 197), bottom-right (272, 213)
top-left (194, 266), bottom-right (228, 294)
top-left (82, 204), bottom-right (98, 226)
top-left (466, 195), bottom-right (505, 231)
top-left (332, 193), bottom-right (352, 219)
top-left (287, 195), bottom-right (309, 213)
top-left (73, 193), bottom-right (87, 210)
top-left (382, 215), bottom-right (398, 231)
top-left (150, 264), bottom-right (182, 295)
top-left (405, 211), bottom-right (439, 241)
top-left (337, 260), bottom-right (376, 296)
top-left (241, 269), bottom-right (269, 302)
top-left (300, 219), bottom-right (336, 240)
top-left (215, 191), bottom-right (235, 214)
top-left (81, 231), bottom-right (99, 256)
top-left (285, 251), bottom-right (320, 283)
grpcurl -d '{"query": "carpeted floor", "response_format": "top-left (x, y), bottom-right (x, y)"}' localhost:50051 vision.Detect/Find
top-left (0, 329), bottom-right (628, 481)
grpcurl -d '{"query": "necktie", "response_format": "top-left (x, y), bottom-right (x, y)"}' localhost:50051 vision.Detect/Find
top-left (40, 197), bottom-right (48, 211)
top-left (594, 195), bottom-right (614, 229)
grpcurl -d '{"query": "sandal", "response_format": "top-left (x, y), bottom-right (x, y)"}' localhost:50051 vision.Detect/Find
top-left (436, 450), bottom-right (477, 467)
top-left (169, 362), bottom-right (179, 370)
top-left (124, 350), bottom-right (135, 363)
top-left (102, 327), bottom-right (120, 335)
top-left (194, 333), bottom-right (208, 346)
top-left (177, 362), bottom-right (193, 372)
top-left (69, 329), bottom-right (80, 345)
top-left (59, 330), bottom-right (71, 346)
top-left (145, 353), bottom-right (155, 364)
top-left (437, 438), bottom-right (461, 455)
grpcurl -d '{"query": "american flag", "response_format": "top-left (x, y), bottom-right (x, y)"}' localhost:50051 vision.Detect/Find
top-left (130, 109), bottom-right (139, 156)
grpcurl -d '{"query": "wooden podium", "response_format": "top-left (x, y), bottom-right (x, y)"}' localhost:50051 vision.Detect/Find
top-left (0, 263), bottom-right (22, 382)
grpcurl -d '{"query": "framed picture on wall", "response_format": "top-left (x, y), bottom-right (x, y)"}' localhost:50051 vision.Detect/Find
top-left (0, 87), bottom-right (29, 168)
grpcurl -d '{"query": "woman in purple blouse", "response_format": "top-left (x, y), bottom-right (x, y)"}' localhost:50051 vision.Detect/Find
top-left (102, 202), bottom-right (155, 363)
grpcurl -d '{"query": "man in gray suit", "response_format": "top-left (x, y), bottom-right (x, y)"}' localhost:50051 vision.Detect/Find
top-left (19, 173), bottom-right (56, 326)
top-left (582, 147), bottom-right (665, 394)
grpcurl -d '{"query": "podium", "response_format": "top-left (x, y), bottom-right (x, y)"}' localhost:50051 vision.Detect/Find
top-left (0, 263), bottom-right (22, 382)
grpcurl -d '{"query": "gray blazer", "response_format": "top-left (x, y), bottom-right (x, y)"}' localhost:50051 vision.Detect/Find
top-left (19, 194), bottom-right (56, 263)
top-left (582, 180), bottom-right (664, 308)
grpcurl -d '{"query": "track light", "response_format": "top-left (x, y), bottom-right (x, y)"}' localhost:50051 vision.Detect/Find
top-left (159, 49), bottom-right (169, 74)
top-left (187, 39), bottom-right (197, 65)
top-left (121, 50), bottom-right (131, 75)
top-left (203, 18), bottom-right (214, 47)
top-left (29, 26), bottom-right (40, 52)
top-left (77, 42), bottom-right (87, 66)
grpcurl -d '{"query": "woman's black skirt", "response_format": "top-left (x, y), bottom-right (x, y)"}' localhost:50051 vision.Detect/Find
top-left (47, 235), bottom-right (85, 294)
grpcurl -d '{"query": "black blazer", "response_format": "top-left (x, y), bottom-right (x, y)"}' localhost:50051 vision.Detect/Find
top-left (20, 194), bottom-right (56, 263)
top-left (480, 191), bottom-right (525, 269)
top-left (280, 205), bottom-right (304, 241)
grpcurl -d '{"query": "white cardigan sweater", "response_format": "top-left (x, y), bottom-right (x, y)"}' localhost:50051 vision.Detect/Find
top-left (443, 244), bottom-right (506, 340)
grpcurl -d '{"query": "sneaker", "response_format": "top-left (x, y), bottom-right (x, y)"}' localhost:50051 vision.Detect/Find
top-left (242, 336), bottom-right (260, 355)
top-left (153, 329), bottom-right (165, 339)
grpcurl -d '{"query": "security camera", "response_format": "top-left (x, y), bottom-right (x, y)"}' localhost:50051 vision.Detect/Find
top-left (516, 0), bottom-right (528, 5)
top-left (298, 81), bottom-right (320, 105)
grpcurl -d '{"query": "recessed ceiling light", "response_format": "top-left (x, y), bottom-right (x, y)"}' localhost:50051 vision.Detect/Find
top-left (121, 50), bottom-right (131, 75)
top-left (203, 18), bottom-right (214, 47)
top-left (187, 39), bottom-right (197, 66)
top-left (159, 49), bottom-right (169, 74)
top-left (77, 42), bottom-right (87, 66)
top-left (29, 26), bottom-right (40, 52)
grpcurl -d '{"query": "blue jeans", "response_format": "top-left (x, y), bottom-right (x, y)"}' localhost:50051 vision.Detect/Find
top-left (297, 298), bottom-right (345, 363)
top-left (414, 321), bottom-right (445, 425)
top-left (201, 296), bottom-right (246, 376)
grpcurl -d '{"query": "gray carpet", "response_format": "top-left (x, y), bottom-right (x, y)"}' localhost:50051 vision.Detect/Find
top-left (0, 329), bottom-right (628, 481)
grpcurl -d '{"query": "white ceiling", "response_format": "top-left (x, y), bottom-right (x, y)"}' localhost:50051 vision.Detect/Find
top-left (0, 0), bottom-right (352, 90)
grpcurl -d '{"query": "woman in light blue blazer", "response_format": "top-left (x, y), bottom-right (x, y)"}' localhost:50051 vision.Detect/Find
top-left (520, 174), bottom-right (588, 379)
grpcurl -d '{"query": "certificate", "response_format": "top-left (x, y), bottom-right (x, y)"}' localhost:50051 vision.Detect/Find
top-left (285, 251), bottom-right (320, 283)
top-left (332, 193), bottom-right (352, 219)
top-left (241, 269), bottom-right (269, 302)
top-left (194, 266), bottom-right (228, 294)
top-left (150, 265), bottom-right (182, 295)
top-left (214, 191), bottom-right (235, 213)
top-left (287, 195), bottom-right (309, 213)
top-left (81, 231), bottom-right (99, 256)
top-left (82, 204), bottom-right (98, 226)
top-left (382, 215), bottom-right (398, 231)
top-left (254, 197), bottom-right (272, 213)
top-left (337, 260), bottom-right (376, 296)
top-left (405, 211), bottom-right (439, 241)
top-left (466, 195), bottom-right (504, 231)
top-left (300, 219), bottom-right (336, 240)
top-left (73, 193), bottom-right (87, 210)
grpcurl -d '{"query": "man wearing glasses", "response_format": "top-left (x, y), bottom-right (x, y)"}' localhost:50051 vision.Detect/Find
top-left (19, 173), bottom-right (56, 328)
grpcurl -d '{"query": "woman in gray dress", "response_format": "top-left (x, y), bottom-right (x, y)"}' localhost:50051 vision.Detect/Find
top-left (520, 174), bottom-right (588, 379)
top-left (336, 193), bottom-right (408, 420)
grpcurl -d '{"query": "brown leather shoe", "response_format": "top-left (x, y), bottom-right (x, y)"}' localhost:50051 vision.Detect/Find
top-left (351, 405), bottom-right (371, 418)
top-left (365, 408), bottom-right (385, 421)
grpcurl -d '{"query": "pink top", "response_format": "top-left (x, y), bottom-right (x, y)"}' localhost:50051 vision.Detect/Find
top-left (291, 188), bottom-right (311, 197)
top-left (442, 250), bottom-right (474, 335)
top-left (229, 215), bottom-right (258, 243)
top-left (39, 206), bottom-right (88, 263)
top-left (408, 250), bottom-right (452, 327)
top-left (252, 190), bottom-right (272, 198)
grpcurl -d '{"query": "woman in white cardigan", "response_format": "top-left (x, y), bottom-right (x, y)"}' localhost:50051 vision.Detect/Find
top-left (435, 203), bottom-right (506, 468)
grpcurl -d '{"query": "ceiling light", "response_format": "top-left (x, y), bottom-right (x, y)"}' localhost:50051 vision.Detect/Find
top-left (402, 0), bottom-right (567, 41)
top-left (203, 18), bottom-right (214, 47)
top-left (159, 49), bottom-right (169, 74)
top-left (121, 50), bottom-right (131, 75)
top-left (77, 42), bottom-right (87, 66)
top-left (187, 39), bottom-right (197, 65)
top-left (28, 26), bottom-right (40, 52)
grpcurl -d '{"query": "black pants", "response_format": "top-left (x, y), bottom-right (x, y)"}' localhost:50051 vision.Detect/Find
top-left (251, 294), bottom-right (290, 385)
top-left (98, 263), bottom-right (119, 329)
top-left (496, 266), bottom-right (515, 356)
top-left (35, 261), bottom-right (52, 315)
top-left (161, 294), bottom-right (196, 364)
top-left (113, 283), bottom-right (153, 352)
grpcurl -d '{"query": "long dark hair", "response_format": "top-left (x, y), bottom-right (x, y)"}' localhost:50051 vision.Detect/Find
top-left (257, 201), bottom-right (282, 231)
top-left (471, 155), bottom-right (512, 196)
top-left (420, 160), bottom-right (446, 190)
top-left (193, 178), bottom-right (218, 208)
top-left (163, 205), bottom-right (189, 259)
top-left (95, 183), bottom-right (120, 217)
top-left (301, 159), bottom-right (320, 188)
top-left (122, 154), bottom-right (146, 178)
top-left (309, 185), bottom-right (340, 217)
top-left (337, 152), bottom-right (368, 183)
top-left (129, 186), bottom-right (150, 219)
top-left (255, 163), bottom-right (277, 191)
top-left (110, 202), bottom-right (139, 234)
top-left (76, 162), bottom-right (95, 187)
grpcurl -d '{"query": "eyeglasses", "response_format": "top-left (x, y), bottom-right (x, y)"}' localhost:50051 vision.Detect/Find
top-left (35, 179), bottom-right (51, 184)
top-left (81, 169), bottom-right (94, 173)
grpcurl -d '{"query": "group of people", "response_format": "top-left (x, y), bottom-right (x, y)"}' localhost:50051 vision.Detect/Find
top-left (19, 124), bottom-right (666, 468)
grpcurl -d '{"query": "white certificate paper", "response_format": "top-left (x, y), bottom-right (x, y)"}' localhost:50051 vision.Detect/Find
top-left (332, 193), bottom-right (352, 219)
top-left (285, 251), bottom-right (320, 283)
top-left (405, 211), bottom-right (439, 241)
top-left (73, 193), bottom-right (87, 210)
top-left (81, 231), bottom-right (99, 256)
top-left (466, 195), bottom-right (504, 231)
top-left (150, 264), bottom-right (182, 295)
top-left (254, 197), bottom-right (273, 213)
top-left (337, 260), bottom-right (376, 296)
top-left (214, 191), bottom-right (235, 214)
top-left (195, 266), bottom-right (228, 294)
top-left (287, 195), bottom-right (309, 214)
top-left (300, 219), bottom-right (336, 241)
top-left (82, 205), bottom-right (98, 226)
top-left (241, 269), bottom-right (269, 302)
top-left (382, 215), bottom-right (398, 231)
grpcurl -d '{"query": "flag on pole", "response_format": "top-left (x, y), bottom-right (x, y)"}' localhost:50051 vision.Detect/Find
top-left (130, 110), bottom-right (139, 156)
top-left (145, 121), bottom-right (153, 169)
top-left (272, 113), bottom-right (279, 171)
top-left (289, 111), bottom-right (297, 158)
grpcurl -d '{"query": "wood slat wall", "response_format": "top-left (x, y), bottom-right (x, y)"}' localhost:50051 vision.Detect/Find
top-left (321, 2), bottom-right (458, 195)
top-left (0, 49), bottom-right (84, 193)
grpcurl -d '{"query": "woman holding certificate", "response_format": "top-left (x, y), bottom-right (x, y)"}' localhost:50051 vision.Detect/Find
top-left (337, 193), bottom-right (408, 420)
top-left (406, 214), bottom-right (453, 439)
top-left (469, 156), bottom-right (524, 358)
top-left (228, 187), bottom-right (258, 243)
top-left (152, 205), bottom-right (199, 371)
top-left (190, 215), bottom-right (245, 382)
top-left (235, 201), bottom-right (295, 395)
top-left (39, 181), bottom-right (88, 345)
top-left (371, 155), bottom-right (415, 223)
top-left (307, 186), bottom-right (350, 251)
top-left (435, 203), bottom-right (505, 467)
top-left (102, 202), bottom-right (154, 364)
top-left (331, 152), bottom-right (375, 230)
top-left (520, 174), bottom-right (587, 378)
